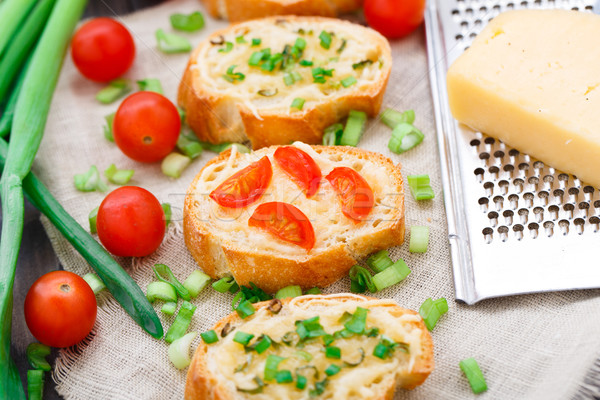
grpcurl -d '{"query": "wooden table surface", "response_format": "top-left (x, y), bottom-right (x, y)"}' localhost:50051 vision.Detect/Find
top-left (9, 2), bottom-right (162, 399)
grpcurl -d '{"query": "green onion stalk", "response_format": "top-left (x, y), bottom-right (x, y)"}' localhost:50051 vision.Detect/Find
top-left (0, 0), bottom-right (87, 396)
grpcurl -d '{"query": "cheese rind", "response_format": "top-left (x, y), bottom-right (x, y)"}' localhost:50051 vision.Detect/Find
top-left (447, 9), bottom-right (600, 187)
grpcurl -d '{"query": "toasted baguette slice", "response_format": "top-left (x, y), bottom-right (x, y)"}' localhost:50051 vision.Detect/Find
top-left (185, 294), bottom-right (434, 399)
top-left (201, 0), bottom-right (363, 22)
top-left (183, 143), bottom-right (404, 293)
top-left (178, 16), bottom-right (391, 149)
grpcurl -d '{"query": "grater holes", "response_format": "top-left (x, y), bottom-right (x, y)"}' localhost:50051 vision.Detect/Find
top-left (470, 139), bottom-right (481, 147)
top-left (549, 205), bottom-right (559, 220)
top-left (474, 168), bottom-right (485, 182)
top-left (553, 189), bottom-right (564, 203)
top-left (513, 224), bottom-right (524, 240)
top-left (465, 7), bottom-right (474, 15)
top-left (585, 5), bottom-right (593, 11)
top-left (508, 149), bottom-right (520, 157)
top-left (543, 174), bottom-right (554, 184)
top-left (498, 180), bottom-right (509, 195)
top-left (513, 178), bottom-right (524, 193)
top-left (460, 21), bottom-right (469, 28)
top-left (518, 162), bottom-right (529, 172)
top-left (484, 137), bottom-right (495, 145)
top-left (482, 227), bottom-right (493, 243)
top-left (493, 195), bottom-right (504, 210)
top-left (533, 206), bottom-right (544, 222)
top-left (507, 2), bottom-right (515, 9)
top-left (574, 218), bottom-right (585, 234)
top-left (572, 6), bottom-right (579, 11)
top-left (479, 152), bottom-right (490, 161)
top-left (527, 222), bottom-right (539, 239)
top-left (484, 181), bottom-right (494, 196)
top-left (595, 200), bottom-right (600, 208)
top-left (543, 221), bottom-right (554, 237)
top-left (503, 210), bottom-right (514, 225)
top-left (493, 4), bottom-right (501, 11)
top-left (583, 185), bottom-right (594, 194)
top-left (508, 194), bottom-right (519, 209)
top-left (498, 225), bottom-right (509, 242)
top-left (520, 1), bottom-right (528, 7)
top-left (488, 166), bottom-right (500, 179)
top-left (479, 197), bottom-right (489, 212)
top-left (474, 19), bottom-right (482, 26)
top-left (455, 33), bottom-right (464, 41)
top-left (538, 191), bottom-right (549, 206)
top-left (494, 150), bottom-right (505, 159)
top-left (558, 219), bottom-right (570, 235)
top-left (528, 176), bottom-right (539, 187)
top-left (479, 6), bottom-right (487, 13)
top-left (523, 192), bottom-right (534, 207)
top-left (590, 217), bottom-right (600, 233)
top-left (518, 208), bottom-right (529, 224)
top-left (564, 203), bottom-right (575, 219)
top-left (533, 161), bottom-right (544, 169)
top-left (469, 32), bottom-right (478, 39)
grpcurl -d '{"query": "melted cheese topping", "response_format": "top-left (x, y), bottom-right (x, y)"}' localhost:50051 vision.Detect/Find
top-left (206, 296), bottom-right (424, 400)
top-left (192, 143), bottom-right (401, 256)
top-left (194, 18), bottom-right (388, 117)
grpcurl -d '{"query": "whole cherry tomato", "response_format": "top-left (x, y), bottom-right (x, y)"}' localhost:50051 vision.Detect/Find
top-left (96, 186), bottom-right (165, 257)
top-left (210, 156), bottom-right (273, 208)
top-left (249, 202), bottom-right (315, 250)
top-left (113, 92), bottom-right (181, 163)
top-left (274, 146), bottom-right (322, 197)
top-left (24, 271), bottom-right (97, 348)
top-left (71, 18), bottom-right (135, 82)
top-left (326, 167), bottom-right (374, 221)
top-left (364, 0), bottom-right (426, 39)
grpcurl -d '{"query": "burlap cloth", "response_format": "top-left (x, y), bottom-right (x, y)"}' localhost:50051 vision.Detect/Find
top-left (33, 0), bottom-right (600, 398)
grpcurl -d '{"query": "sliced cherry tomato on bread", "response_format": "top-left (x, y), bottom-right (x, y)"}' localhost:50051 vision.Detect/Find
top-left (210, 156), bottom-right (273, 208)
top-left (326, 167), bottom-right (374, 222)
top-left (274, 146), bottom-right (322, 197)
top-left (248, 202), bottom-right (315, 250)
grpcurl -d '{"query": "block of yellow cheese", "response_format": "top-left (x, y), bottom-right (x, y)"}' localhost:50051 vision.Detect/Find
top-left (447, 9), bottom-right (600, 188)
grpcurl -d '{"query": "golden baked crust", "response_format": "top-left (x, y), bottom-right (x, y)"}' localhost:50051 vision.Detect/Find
top-left (184, 294), bottom-right (434, 399)
top-left (183, 144), bottom-right (405, 293)
top-left (200, 0), bottom-right (363, 22)
top-left (177, 16), bottom-right (391, 149)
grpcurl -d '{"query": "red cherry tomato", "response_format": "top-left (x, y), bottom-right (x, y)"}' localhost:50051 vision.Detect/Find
top-left (96, 186), bottom-right (165, 257)
top-left (326, 167), bottom-right (374, 222)
top-left (70, 18), bottom-right (135, 82)
top-left (274, 146), bottom-right (322, 197)
top-left (248, 202), bottom-right (315, 250)
top-left (113, 92), bottom-right (181, 163)
top-left (24, 271), bottom-right (97, 348)
top-left (364, 0), bottom-right (426, 39)
top-left (210, 156), bottom-right (273, 208)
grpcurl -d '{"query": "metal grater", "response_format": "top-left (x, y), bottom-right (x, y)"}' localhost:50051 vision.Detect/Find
top-left (424, 0), bottom-right (600, 304)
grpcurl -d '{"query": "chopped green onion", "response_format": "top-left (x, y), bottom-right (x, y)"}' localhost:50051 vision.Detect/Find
top-left (294, 37), bottom-right (307, 50)
top-left (459, 358), bottom-right (488, 394)
top-left (322, 334), bottom-right (335, 346)
top-left (161, 301), bottom-right (178, 316)
top-left (299, 59), bottom-right (313, 66)
top-left (146, 281), bottom-right (178, 303)
top-left (419, 297), bottom-right (448, 331)
top-left (312, 67), bottom-right (334, 83)
top-left (257, 88), bottom-right (278, 97)
top-left (88, 206), bottom-right (99, 234)
top-left (236, 300), bottom-right (256, 319)
top-left (74, 165), bottom-right (108, 192)
top-left (381, 108), bottom-right (415, 129)
top-left (305, 287), bottom-right (321, 295)
top-left (225, 143), bottom-right (251, 154)
top-left (341, 76), bottom-right (357, 88)
top-left (342, 348), bottom-right (365, 368)
top-left (200, 330), bottom-right (219, 344)
top-left (83, 273), bottom-right (106, 295)
top-left (275, 285), bottom-right (302, 299)
top-left (319, 31), bottom-right (332, 49)
top-left (177, 133), bottom-right (203, 159)
top-left (349, 265), bottom-right (376, 293)
top-left (373, 343), bottom-right (388, 359)
top-left (352, 59), bottom-right (373, 70)
top-left (409, 226), bottom-right (429, 253)
top-left (234, 331), bottom-right (255, 346)
top-left (96, 79), bottom-right (131, 104)
top-left (290, 98), bottom-right (305, 110)
top-left (434, 298), bottom-right (449, 313)
top-left (27, 370), bottom-right (44, 400)
top-left (324, 364), bottom-right (340, 376)
top-left (296, 375), bottom-right (307, 389)
top-left (294, 350), bottom-right (313, 361)
top-left (161, 152), bottom-right (192, 178)
top-left (183, 270), bottom-right (211, 298)
top-left (340, 110), bottom-right (367, 146)
top-left (236, 35), bottom-right (247, 43)
top-left (366, 250), bottom-right (393, 273)
top-left (344, 307), bottom-right (368, 333)
top-left (264, 354), bottom-right (286, 381)
top-left (249, 49), bottom-right (269, 66)
top-left (165, 301), bottom-right (197, 343)
top-left (170, 11), bottom-right (204, 32)
top-left (322, 123), bottom-right (343, 146)
top-left (168, 331), bottom-right (197, 369)
top-left (137, 78), bottom-right (164, 94)
top-left (275, 370), bottom-right (293, 384)
top-left (295, 316), bottom-right (327, 340)
top-left (178, 106), bottom-right (186, 122)
top-left (162, 203), bottom-right (172, 227)
top-left (237, 376), bottom-right (265, 394)
top-left (104, 164), bottom-right (134, 185)
top-left (212, 276), bottom-right (238, 293)
top-left (251, 38), bottom-right (261, 46)
top-left (153, 264), bottom-right (191, 301)
top-left (325, 346), bottom-right (341, 359)
top-left (388, 122), bottom-right (424, 154)
top-left (223, 64), bottom-right (245, 83)
top-left (337, 39), bottom-right (347, 54)
top-left (261, 53), bottom-right (282, 71)
top-left (310, 378), bottom-right (329, 396)
top-left (103, 112), bottom-right (115, 142)
top-left (26, 343), bottom-right (51, 371)
top-left (407, 174), bottom-right (435, 201)
top-left (219, 41), bottom-right (234, 53)
top-left (252, 335), bottom-right (272, 354)
top-left (290, 71), bottom-right (302, 82)
top-left (156, 29), bottom-right (192, 53)
top-left (283, 73), bottom-right (295, 86)
top-left (372, 259), bottom-right (411, 292)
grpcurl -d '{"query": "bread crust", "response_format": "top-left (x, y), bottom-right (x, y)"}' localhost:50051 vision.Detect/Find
top-left (184, 294), bottom-right (434, 399)
top-left (183, 145), bottom-right (405, 293)
top-left (177, 16), bottom-right (392, 149)
top-left (200, 0), bottom-right (363, 22)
